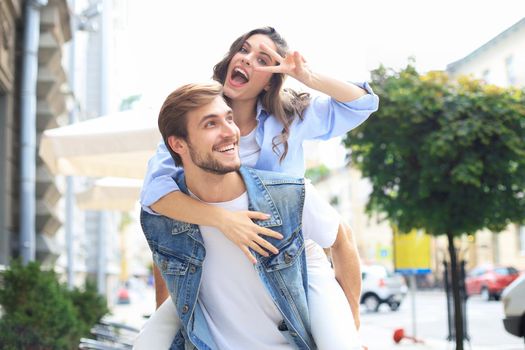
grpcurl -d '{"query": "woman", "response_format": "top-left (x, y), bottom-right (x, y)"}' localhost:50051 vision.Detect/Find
top-left (138, 27), bottom-right (378, 349)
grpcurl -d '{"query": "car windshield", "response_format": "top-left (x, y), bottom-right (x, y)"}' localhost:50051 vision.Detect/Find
top-left (494, 267), bottom-right (518, 275)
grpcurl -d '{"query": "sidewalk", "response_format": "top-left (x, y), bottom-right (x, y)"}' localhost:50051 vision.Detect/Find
top-left (360, 323), bottom-right (520, 350)
top-left (107, 285), bottom-right (156, 331)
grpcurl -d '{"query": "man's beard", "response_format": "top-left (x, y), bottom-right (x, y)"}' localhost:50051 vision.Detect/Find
top-left (188, 142), bottom-right (240, 175)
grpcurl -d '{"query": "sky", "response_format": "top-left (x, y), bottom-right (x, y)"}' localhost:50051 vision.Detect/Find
top-left (110, 0), bottom-right (524, 167)
top-left (116, 0), bottom-right (525, 107)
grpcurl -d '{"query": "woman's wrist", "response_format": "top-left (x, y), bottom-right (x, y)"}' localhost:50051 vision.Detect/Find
top-left (210, 206), bottom-right (229, 231)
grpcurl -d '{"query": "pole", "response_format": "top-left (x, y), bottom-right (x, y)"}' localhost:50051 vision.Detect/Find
top-left (410, 274), bottom-right (417, 340)
top-left (65, 0), bottom-right (78, 289)
top-left (20, 0), bottom-right (48, 264)
top-left (96, 0), bottom-right (110, 295)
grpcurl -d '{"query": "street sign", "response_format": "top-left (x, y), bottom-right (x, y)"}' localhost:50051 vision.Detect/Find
top-left (393, 227), bottom-right (432, 275)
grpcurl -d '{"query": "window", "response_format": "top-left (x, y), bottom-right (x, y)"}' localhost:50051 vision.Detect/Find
top-left (505, 55), bottom-right (516, 86)
top-left (482, 69), bottom-right (491, 83)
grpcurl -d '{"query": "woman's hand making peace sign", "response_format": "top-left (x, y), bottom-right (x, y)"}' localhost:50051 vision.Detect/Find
top-left (255, 42), bottom-right (367, 103)
top-left (255, 43), bottom-right (314, 86)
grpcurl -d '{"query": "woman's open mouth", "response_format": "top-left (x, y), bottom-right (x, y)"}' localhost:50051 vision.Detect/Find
top-left (228, 67), bottom-right (249, 87)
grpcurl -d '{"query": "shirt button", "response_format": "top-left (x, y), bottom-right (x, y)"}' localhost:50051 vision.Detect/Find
top-left (278, 320), bottom-right (288, 331)
top-left (189, 265), bottom-right (196, 274)
top-left (290, 331), bottom-right (298, 337)
top-left (161, 261), bottom-right (168, 271)
top-left (182, 304), bottom-right (189, 314)
top-left (284, 252), bottom-right (292, 264)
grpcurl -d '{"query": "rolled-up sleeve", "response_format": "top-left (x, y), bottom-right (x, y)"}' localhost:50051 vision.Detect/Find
top-left (298, 81), bottom-right (379, 140)
top-left (140, 142), bottom-right (182, 214)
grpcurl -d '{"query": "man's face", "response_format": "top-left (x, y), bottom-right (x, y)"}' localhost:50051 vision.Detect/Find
top-left (183, 95), bottom-right (241, 175)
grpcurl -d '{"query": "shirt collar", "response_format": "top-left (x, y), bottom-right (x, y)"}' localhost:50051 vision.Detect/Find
top-left (255, 100), bottom-right (268, 122)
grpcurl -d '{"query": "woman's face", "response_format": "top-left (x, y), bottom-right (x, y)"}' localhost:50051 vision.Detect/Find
top-left (223, 34), bottom-right (279, 102)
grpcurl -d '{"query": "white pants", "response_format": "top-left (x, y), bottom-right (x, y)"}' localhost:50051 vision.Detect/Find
top-left (133, 240), bottom-right (360, 350)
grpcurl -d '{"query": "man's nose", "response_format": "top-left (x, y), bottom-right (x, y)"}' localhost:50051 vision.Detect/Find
top-left (221, 121), bottom-right (238, 137)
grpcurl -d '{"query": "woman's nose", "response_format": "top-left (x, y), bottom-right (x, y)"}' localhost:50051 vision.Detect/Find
top-left (241, 56), bottom-right (251, 66)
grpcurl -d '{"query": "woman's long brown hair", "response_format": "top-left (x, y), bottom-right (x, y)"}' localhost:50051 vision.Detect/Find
top-left (213, 27), bottom-right (311, 162)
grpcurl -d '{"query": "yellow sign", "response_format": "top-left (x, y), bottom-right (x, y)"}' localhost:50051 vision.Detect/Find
top-left (393, 227), bottom-right (432, 275)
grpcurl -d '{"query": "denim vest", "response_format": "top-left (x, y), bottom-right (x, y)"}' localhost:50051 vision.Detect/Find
top-left (140, 166), bottom-right (316, 350)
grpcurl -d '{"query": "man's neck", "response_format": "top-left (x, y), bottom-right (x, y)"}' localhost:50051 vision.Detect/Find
top-left (230, 98), bottom-right (258, 136)
top-left (184, 167), bottom-right (246, 203)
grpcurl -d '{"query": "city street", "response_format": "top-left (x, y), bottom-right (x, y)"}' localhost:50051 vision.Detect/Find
top-left (109, 285), bottom-right (524, 349)
top-left (360, 290), bottom-right (524, 349)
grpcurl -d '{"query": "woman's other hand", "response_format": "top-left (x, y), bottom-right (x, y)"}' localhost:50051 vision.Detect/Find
top-left (219, 210), bottom-right (283, 264)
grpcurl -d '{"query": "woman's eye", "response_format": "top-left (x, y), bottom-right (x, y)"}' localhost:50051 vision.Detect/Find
top-left (239, 47), bottom-right (248, 53)
top-left (257, 57), bottom-right (268, 66)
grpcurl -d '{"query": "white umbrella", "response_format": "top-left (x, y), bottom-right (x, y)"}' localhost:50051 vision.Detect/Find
top-left (39, 109), bottom-right (160, 179)
top-left (76, 177), bottom-right (142, 211)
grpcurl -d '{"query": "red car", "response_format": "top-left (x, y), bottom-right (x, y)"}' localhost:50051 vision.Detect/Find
top-left (465, 265), bottom-right (520, 301)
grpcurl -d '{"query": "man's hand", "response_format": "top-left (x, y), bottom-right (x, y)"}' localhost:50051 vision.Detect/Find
top-left (218, 210), bottom-right (283, 264)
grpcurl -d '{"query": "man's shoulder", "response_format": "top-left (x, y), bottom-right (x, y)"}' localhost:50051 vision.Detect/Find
top-left (240, 166), bottom-right (304, 186)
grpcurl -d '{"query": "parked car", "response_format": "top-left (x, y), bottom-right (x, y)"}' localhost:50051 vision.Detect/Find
top-left (501, 273), bottom-right (525, 341)
top-left (465, 265), bottom-right (519, 301)
top-left (360, 264), bottom-right (407, 312)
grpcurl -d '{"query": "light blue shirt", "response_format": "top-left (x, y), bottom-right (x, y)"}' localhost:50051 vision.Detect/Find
top-left (140, 82), bottom-right (378, 212)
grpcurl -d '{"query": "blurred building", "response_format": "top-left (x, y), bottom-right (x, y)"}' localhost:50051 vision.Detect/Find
top-left (0, 0), bottom-right (136, 304)
top-left (446, 17), bottom-right (525, 271)
top-left (447, 18), bottom-right (525, 87)
top-left (312, 166), bottom-right (394, 268)
top-left (0, 0), bottom-right (71, 267)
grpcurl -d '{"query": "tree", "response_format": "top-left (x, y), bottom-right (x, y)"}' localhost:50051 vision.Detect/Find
top-left (0, 261), bottom-right (81, 349)
top-left (344, 64), bottom-right (525, 349)
top-left (0, 261), bottom-right (108, 349)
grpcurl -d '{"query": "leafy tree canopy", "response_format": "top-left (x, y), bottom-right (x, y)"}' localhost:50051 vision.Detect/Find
top-left (344, 64), bottom-right (525, 236)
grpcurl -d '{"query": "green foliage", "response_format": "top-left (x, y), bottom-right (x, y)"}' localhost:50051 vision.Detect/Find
top-left (66, 281), bottom-right (109, 337)
top-left (119, 94), bottom-right (142, 111)
top-left (305, 164), bottom-right (330, 184)
top-left (344, 64), bottom-right (525, 236)
top-left (0, 261), bottom-right (108, 349)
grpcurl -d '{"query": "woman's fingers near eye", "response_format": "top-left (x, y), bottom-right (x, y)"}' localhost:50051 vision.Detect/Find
top-left (260, 43), bottom-right (283, 61)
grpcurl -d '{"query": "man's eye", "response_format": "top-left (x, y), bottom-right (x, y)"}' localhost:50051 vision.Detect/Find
top-left (205, 121), bottom-right (216, 127)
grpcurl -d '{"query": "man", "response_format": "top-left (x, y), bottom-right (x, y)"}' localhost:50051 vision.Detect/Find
top-left (139, 82), bottom-right (360, 349)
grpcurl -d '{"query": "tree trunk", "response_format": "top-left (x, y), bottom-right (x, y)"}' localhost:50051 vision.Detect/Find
top-left (447, 232), bottom-right (464, 350)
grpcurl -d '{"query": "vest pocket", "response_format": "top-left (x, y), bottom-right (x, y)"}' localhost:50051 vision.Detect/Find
top-left (154, 250), bottom-right (189, 276)
top-left (263, 227), bottom-right (304, 272)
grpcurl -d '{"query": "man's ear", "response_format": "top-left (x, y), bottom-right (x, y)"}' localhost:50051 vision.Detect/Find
top-left (167, 136), bottom-right (186, 156)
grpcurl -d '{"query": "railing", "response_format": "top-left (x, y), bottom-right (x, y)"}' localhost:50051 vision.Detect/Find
top-left (79, 319), bottom-right (140, 350)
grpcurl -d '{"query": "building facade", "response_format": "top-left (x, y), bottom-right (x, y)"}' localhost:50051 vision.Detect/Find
top-left (447, 17), bottom-right (525, 271)
top-left (0, 0), bottom-right (71, 267)
top-left (447, 18), bottom-right (525, 87)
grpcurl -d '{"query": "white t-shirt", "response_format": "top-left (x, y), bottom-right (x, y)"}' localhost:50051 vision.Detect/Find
top-left (195, 183), bottom-right (338, 350)
top-left (239, 126), bottom-right (260, 168)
